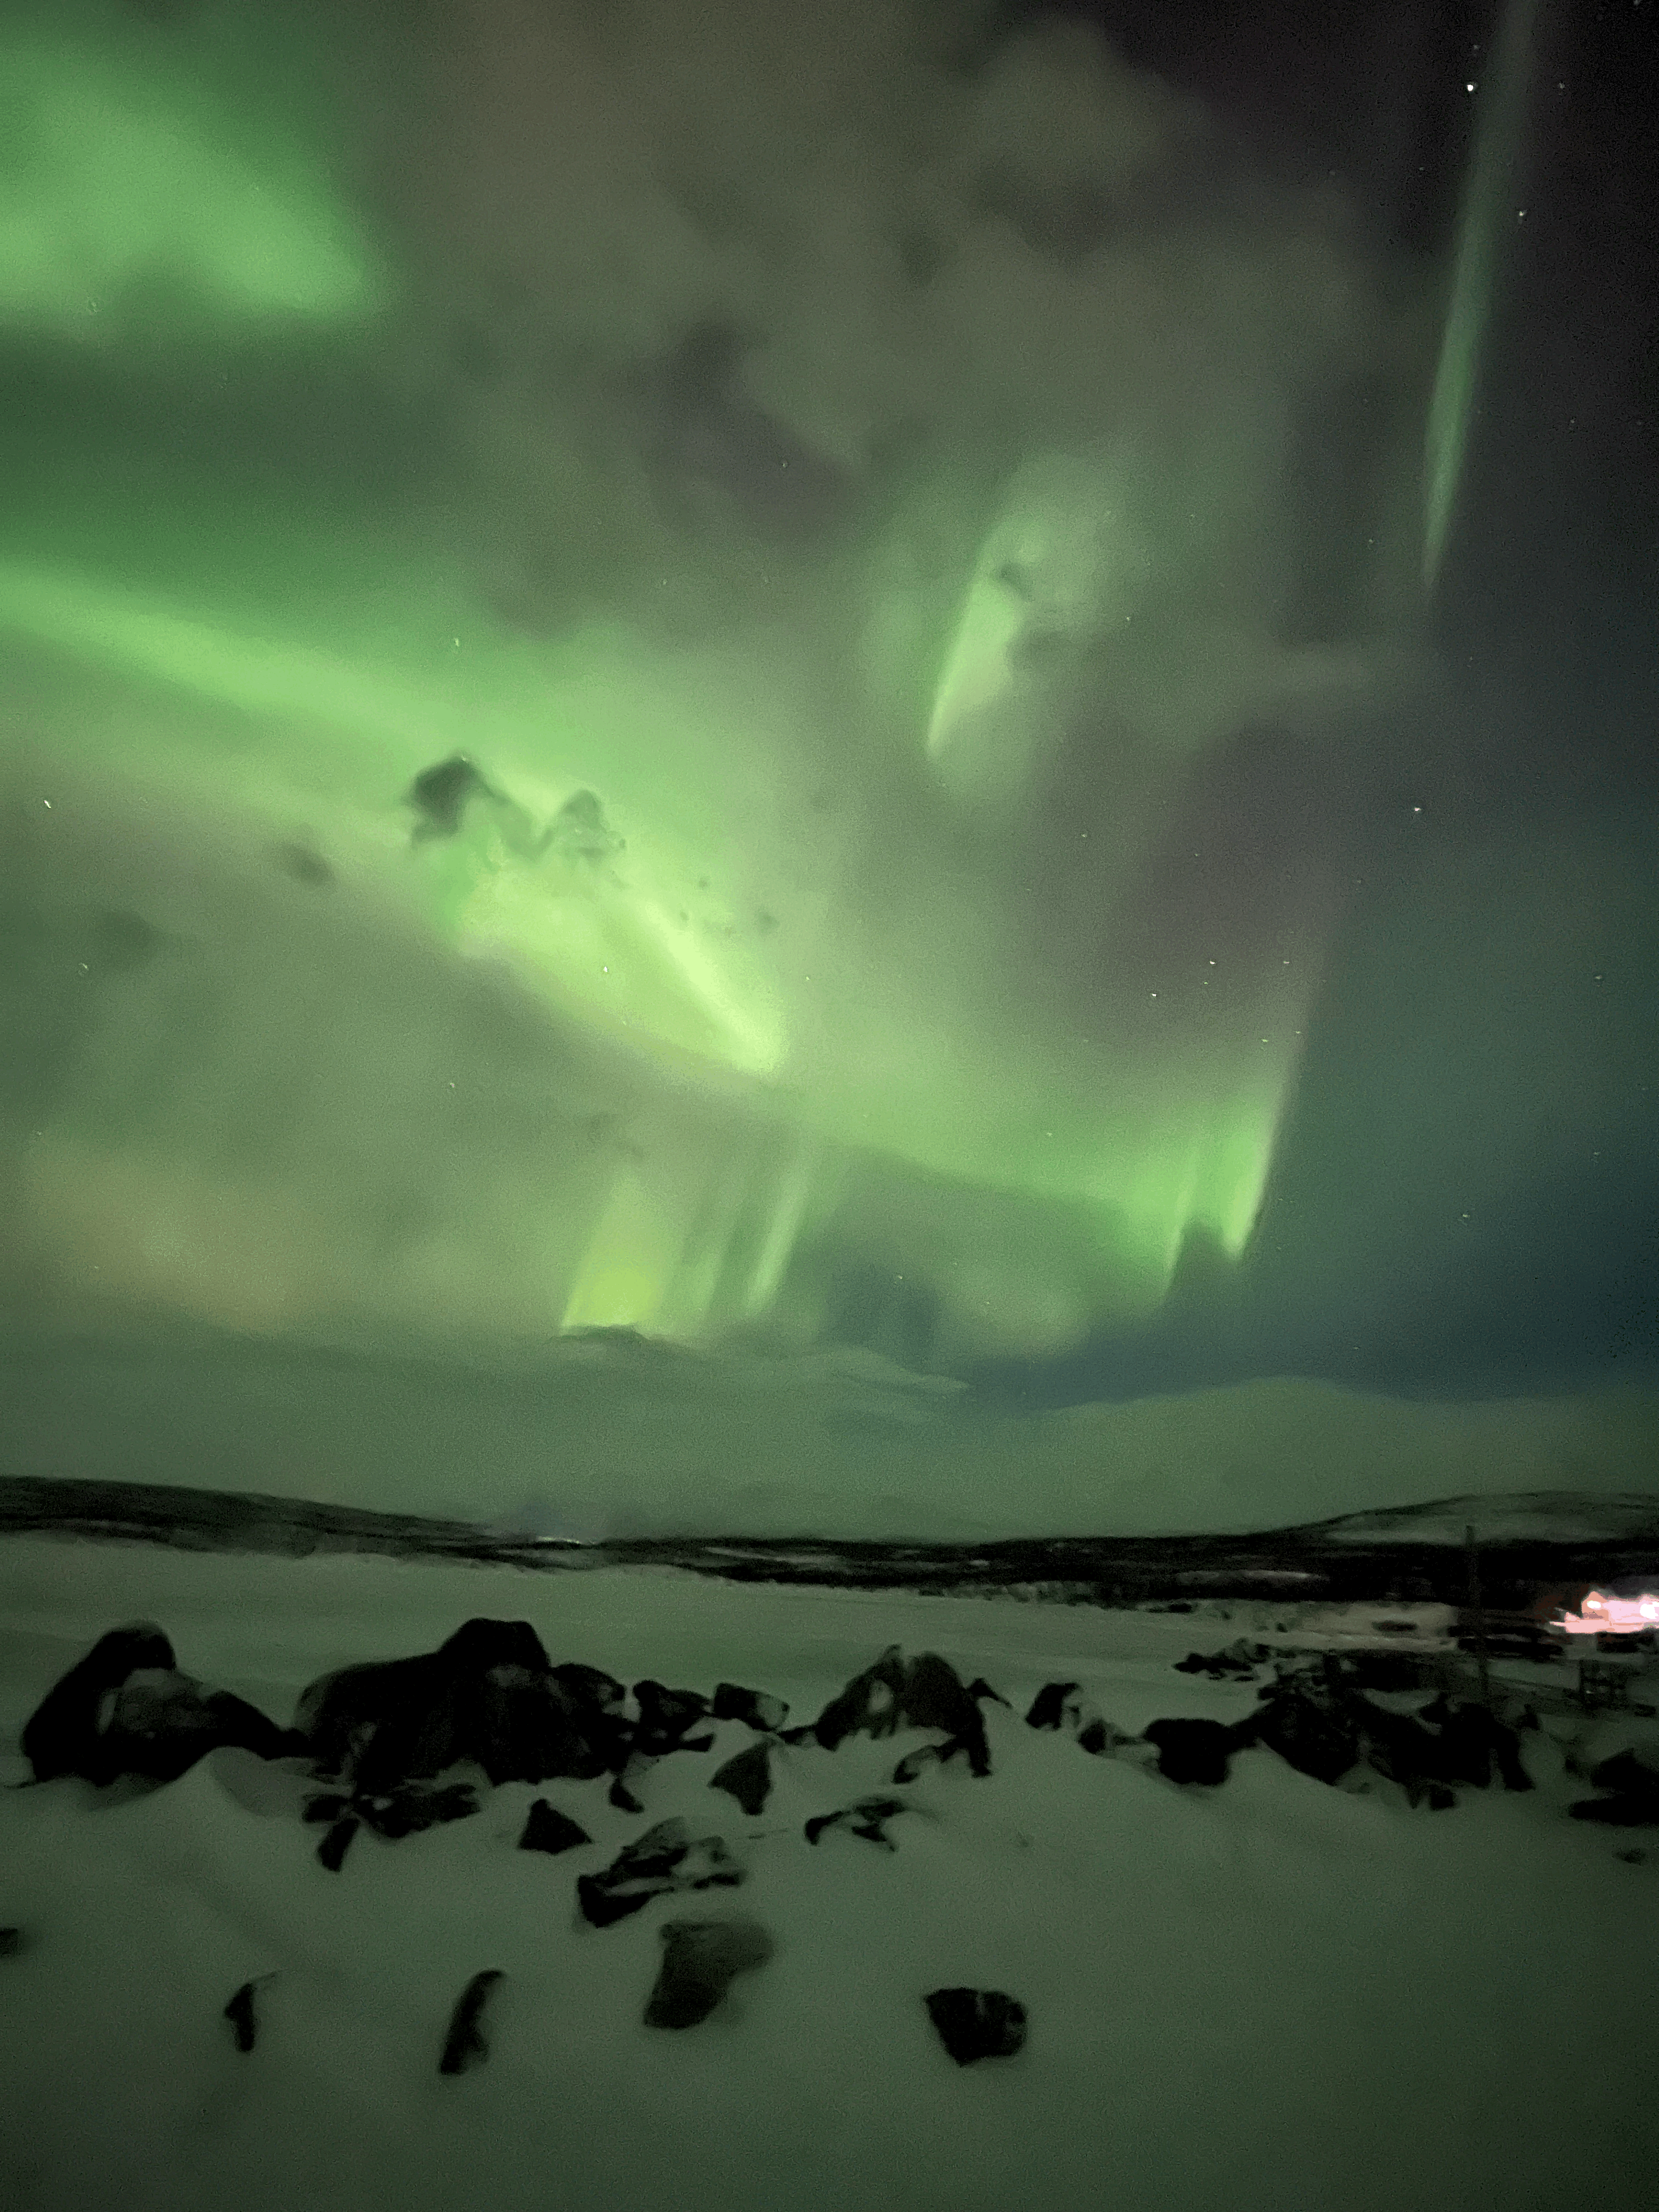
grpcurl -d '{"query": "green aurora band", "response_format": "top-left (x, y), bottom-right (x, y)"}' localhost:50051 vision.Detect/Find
top-left (1422, 0), bottom-right (1547, 596)
top-left (0, 14), bottom-right (1411, 1365)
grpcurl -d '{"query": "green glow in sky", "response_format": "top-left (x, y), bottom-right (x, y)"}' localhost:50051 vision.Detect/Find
top-left (0, 527), bottom-right (1294, 1352)
top-left (0, 22), bottom-right (385, 341)
top-left (0, 23), bottom-right (1329, 1363)
top-left (1423, 0), bottom-right (1545, 595)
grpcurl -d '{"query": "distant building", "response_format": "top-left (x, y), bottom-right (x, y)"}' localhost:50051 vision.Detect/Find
top-left (1555, 1588), bottom-right (1659, 1638)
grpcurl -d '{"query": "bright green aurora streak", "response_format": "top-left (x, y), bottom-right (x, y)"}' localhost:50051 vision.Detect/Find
top-left (0, 18), bottom-right (1366, 1366)
top-left (1423, 0), bottom-right (1547, 595)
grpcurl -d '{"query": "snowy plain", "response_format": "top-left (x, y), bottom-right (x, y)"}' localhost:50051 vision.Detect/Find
top-left (1, 1531), bottom-right (1656, 2212)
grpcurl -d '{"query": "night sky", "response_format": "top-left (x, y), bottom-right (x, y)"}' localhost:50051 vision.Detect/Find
top-left (1, 0), bottom-right (1655, 1442)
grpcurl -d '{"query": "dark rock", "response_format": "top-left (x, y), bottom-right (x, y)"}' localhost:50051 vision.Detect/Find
top-left (0, 1927), bottom-right (24, 1958)
top-left (1025, 1681), bottom-right (1080, 1731)
top-left (804, 1796), bottom-right (908, 1850)
top-left (643, 1917), bottom-right (774, 2029)
top-left (438, 1969), bottom-right (505, 2075)
top-left (356, 1781), bottom-right (479, 1840)
top-left (21, 1623), bottom-right (174, 1780)
top-left (1425, 1782), bottom-right (1457, 1811)
top-left (711, 1683), bottom-right (789, 1733)
top-left (710, 1741), bottom-right (772, 1816)
top-left (1345, 1699), bottom-right (1448, 1803)
top-left (1173, 1640), bottom-right (1267, 1680)
top-left (518, 1799), bottom-right (591, 1855)
top-left (1570, 1795), bottom-right (1659, 1827)
top-left (577, 1819), bottom-right (743, 1928)
top-left (1024, 1681), bottom-right (1124, 1757)
top-left (1415, 1696), bottom-right (1533, 1792)
top-left (1233, 1681), bottom-right (1361, 1787)
top-left (1237, 1666), bottom-right (1532, 1804)
top-left (1616, 1848), bottom-right (1647, 1864)
top-left (108, 1672), bottom-right (295, 1786)
top-left (1356, 1695), bottom-right (1533, 1801)
top-left (296, 1620), bottom-right (628, 1796)
top-left (1588, 1748), bottom-right (1659, 1799)
top-left (608, 1771), bottom-right (646, 1815)
top-left (21, 1626), bottom-right (296, 1789)
top-left (778, 1725), bottom-right (815, 1746)
top-left (633, 1681), bottom-right (713, 1758)
top-left (924, 1987), bottom-right (1027, 2066)
top-left (318, 1816), bottom-right (358, 1872)
top-left (812, 1647), bottom-right (990, 1778)
top-left (1570, 1750), bottom-right (1659, 1826)
top-left (303, 1792), bottom-right (350, 1826)
top-left (1142, 1718), bottom-right (1235, 1786)
top-left (223, 1977), bottom-right (270, 2053)
top-left (966, 1678), bottom-right (1009, 1706)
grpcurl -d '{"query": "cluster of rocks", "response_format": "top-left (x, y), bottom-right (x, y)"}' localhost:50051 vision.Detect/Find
top-left (12, 1612), bottom-right (1653, 2081)
top-left (1033, 1643), bottom-right (1543, 1808)
top-left (11, 1620), bottom-right (1032, 2068)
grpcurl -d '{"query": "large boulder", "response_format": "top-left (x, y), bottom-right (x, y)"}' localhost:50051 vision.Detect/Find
top-left (643, 1917), bottom-right (774, 2029)
top-left (1142, 1717), bottom-right (1235, 1786)
top-left (295, 1620), bottom-right (629, 1795)
top-left (812, 1647), bottom-right (990, 1777)
top-left (1232, 1669), bottom-right (1362, 1787)
top-left (21, 1624), bottom-right (296, 1788)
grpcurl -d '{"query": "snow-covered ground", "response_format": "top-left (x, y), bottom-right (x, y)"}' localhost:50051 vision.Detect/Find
top-left (2, 1533), bottom-right (1656, 2212)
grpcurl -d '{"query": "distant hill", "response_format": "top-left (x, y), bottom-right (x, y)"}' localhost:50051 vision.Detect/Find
top-left (1, 1321), bottom-right (1655, 1542)
top-left (1300, 1492), bottom-right (1659, 1548)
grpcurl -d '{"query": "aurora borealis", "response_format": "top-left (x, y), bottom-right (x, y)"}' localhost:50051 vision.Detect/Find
top-left (1, 0), bottom-right (1654, 1438)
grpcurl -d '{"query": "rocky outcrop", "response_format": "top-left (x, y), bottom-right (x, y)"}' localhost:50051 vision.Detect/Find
top-left (21, 1623), bottom-right (296, 1788)
top-left (296, 1620), bottom-right (629, 1796)
top-left (812, 1647), bottom-right (990, 1777)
